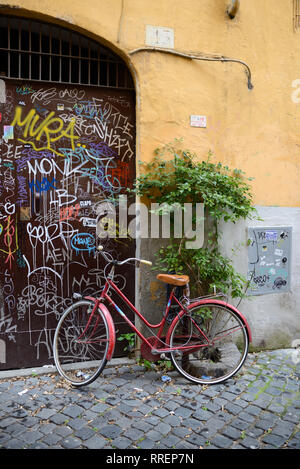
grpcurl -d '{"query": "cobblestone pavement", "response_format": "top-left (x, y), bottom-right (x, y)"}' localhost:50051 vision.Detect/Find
top-left (0, 349), bottom-right (299, 450)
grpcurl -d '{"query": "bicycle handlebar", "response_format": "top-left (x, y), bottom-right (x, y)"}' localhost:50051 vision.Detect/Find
top-left (97, 245), bottom-right (152, 267)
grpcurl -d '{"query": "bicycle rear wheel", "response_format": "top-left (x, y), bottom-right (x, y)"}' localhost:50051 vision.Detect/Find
top-left (53, 300), bottom-right (109, 386)
top-left (168, 302), bottom-right (249, 385)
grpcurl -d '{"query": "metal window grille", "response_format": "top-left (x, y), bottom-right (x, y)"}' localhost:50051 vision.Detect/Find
top-left (294, 0), bottom-right (300, 30)
top-left (0, 16), bottom-right (134, 89)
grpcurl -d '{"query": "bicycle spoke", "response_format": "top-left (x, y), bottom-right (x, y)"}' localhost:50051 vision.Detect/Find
top-left (169, 303), bottom-right (249, 384)
top-left (53, 300), bottom-right (109, 386)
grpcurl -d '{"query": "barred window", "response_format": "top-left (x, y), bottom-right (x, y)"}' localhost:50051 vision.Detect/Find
top-left (0, 16), bottom-right (134, 88)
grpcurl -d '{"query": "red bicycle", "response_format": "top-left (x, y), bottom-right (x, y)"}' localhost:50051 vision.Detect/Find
top-left (53, 246), bottom-right (252, 387)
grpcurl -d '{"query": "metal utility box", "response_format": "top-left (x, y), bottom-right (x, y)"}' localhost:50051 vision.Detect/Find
top-left (247, 227), bottom-right (292, 295)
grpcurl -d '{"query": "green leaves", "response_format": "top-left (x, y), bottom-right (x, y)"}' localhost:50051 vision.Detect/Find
top-left (155, 243), bottom-right (247, 298)
top-left (131, 141), bottom-right (257, 299)
top-left (117, 332), bottom-right (135, 351)
top-left (133, 143), bottom-right (257, 223)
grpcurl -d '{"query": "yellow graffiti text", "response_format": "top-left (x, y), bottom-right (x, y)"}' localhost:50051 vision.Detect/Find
top-left (11, 106), bottom-right (79, 156)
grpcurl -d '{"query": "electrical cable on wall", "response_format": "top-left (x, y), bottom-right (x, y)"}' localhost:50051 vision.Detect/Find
top-left (117, 0), bottom-right (125, 43)
top-left (129, 46), bottom-right (254, 90)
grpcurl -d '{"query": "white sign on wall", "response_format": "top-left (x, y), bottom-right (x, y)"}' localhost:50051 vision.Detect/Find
top-left (145, 25), bottom-right (174, 48)
top-left (190, 115), bottom-right (207, 128)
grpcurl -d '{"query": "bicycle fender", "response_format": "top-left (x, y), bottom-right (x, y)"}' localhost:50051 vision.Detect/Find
top-left (84, 297), bottom-right (116, 360)
top-left (166, 299), bottom-right (252, 343)
top-left (192, 299), bottom-right (252, 342)
top-left (98, 303), bottom-right (116, 360)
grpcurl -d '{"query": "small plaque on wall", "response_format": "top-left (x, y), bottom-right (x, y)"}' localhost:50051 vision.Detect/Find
top-left (145, 25), bottom-right (174, 48)
top-left (190, 115), bottom-right (207, 128)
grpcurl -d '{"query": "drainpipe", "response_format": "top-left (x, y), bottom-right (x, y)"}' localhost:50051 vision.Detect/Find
top-left (227, 0), bottom-right (240, 19)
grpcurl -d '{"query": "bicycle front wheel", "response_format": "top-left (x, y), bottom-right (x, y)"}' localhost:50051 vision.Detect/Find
top-left (168, 303), bottom-right (249, 385)
top-left (53, 300), bottom-right (110, 386)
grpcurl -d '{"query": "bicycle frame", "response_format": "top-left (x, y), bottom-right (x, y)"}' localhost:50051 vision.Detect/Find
top-left (85, 276), bottom-right (211, 356)
top-left (54, 245), bottom-right (252, 386)
top-left (83, 253), bottom-right (252, 361)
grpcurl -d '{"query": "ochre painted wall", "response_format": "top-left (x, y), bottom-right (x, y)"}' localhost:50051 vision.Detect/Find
top-left (2, 0), bottom-right (300, 206)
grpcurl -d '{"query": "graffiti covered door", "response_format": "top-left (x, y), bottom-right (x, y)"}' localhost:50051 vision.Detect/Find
top-left (0, 80), bottom-right (136, 369)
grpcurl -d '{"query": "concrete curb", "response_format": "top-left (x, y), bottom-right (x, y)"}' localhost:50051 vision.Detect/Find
top-left (0, 357), bottom-right (136, 380)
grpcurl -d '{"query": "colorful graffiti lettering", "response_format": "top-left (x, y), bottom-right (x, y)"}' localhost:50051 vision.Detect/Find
top-left (71, 233), bottom-right (95, 255)
top-left (16, 85), bottom-right (36, 95)
top-left (11, 106), bottom-right (79, 156)
top-left (0, 215), bottom-right (18, 269)
top-left (60, 203), bottom-right (80, 221)
top-left (28, 177), bottom-right (58, 193)
top-left (0, 80), bottom-right (135, 369)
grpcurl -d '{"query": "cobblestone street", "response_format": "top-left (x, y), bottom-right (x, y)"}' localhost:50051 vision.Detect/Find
top-left (0, 349), bottom-right (299, 451)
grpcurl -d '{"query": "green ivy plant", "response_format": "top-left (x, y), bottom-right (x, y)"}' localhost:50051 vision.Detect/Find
top-left (117, 332), bottom-right (135, 351)
top-left (131, 140), bottom-right (258, 299)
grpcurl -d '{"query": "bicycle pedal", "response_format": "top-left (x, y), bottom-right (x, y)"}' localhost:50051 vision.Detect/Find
top-left (160, 353), bottom-right (170, 360)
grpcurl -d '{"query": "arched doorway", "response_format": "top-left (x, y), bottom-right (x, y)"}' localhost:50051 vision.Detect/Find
top-left (0, 15), bottom-right (136, 369)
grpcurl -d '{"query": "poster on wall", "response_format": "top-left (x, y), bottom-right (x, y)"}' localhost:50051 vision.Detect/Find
top-left (247, 227), bottom-right (292, 295)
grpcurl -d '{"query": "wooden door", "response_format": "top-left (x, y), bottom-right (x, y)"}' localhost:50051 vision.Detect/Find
top-left (0, 80), bottom-right (136, 369)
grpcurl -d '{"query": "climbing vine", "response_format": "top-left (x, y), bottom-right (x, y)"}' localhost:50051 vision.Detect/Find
top-left (132, 140), bottom-right (258, 299)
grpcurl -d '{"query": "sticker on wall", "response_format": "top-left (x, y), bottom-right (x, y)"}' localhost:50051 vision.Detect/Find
top-left (3, 125), bottom-right (14, 141)
top-left (0, 339), bottom-right (6, 364)
top-left (20, 206), bottom-right (31, 221)
top-left (247, 226), bottom-right (292, 295)
top-left (0, 79), bottom-right (6, 103)
top-left (81, 217), bottom-right (97, 227)
top-left (190, 115), bottom-right (207, 128)
top-left (57, 104), bottom-right (64, 111)
top-left (80, 200), bottom-right (92, 207)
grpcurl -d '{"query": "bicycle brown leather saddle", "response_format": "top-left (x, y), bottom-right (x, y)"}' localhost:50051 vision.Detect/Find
top-left (156, 274), bottom-right (189, 286)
